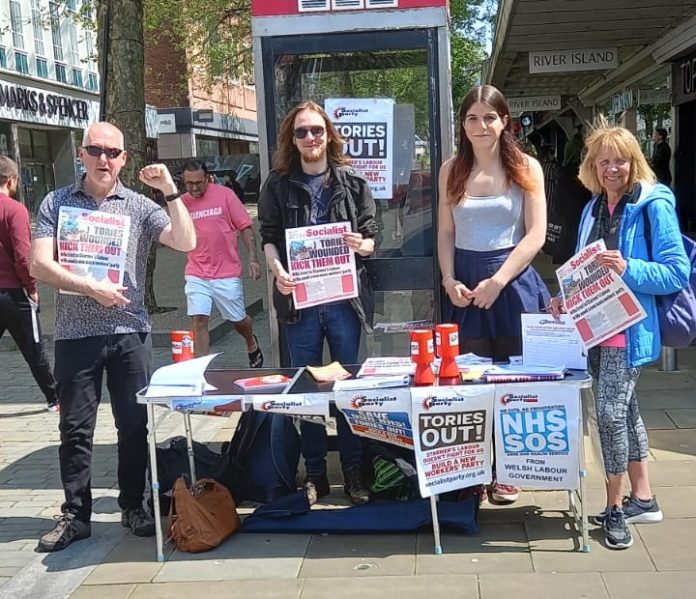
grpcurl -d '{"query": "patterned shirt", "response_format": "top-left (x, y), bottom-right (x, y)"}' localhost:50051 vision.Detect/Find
top-left (34, 179), bottom-right (170, 340)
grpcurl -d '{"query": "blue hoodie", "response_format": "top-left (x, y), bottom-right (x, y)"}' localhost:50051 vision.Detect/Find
top-left (576, 182), bottom-right (690, 367)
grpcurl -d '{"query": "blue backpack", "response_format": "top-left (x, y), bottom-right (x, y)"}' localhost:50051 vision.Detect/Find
top-left (644, 211), bottom-right (696, 348)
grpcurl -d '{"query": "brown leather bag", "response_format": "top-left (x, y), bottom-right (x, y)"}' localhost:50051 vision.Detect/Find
top-left (167, 477), bottom-right (241, 553)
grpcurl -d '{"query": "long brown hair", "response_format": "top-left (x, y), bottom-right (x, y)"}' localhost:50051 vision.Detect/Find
top-left (447, 85), bottom-right (535, 204)
top-left (272, 101), bottom-right (351, 175)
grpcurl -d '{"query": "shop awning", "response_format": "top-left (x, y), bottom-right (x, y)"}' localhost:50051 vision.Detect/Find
top-left (485, 0), bottom-right (696, 106)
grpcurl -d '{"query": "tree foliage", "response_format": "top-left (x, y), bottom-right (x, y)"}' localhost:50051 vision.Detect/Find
top-left (144, 0), bottom-right (253, 86)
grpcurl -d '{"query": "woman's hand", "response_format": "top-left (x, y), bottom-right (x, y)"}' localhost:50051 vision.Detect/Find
top-left (470, 277), bottom-right (504, 310)
top-left (597, 250), bottom-right (627, 275)
top-left (444, 277), bottom-right (472, 308)
top-left (275, 267), bottom-right (296, 296)
top-left (548, 296), bottom-right (565, 320)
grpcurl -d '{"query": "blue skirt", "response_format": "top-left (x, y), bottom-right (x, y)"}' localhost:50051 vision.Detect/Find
top-left (444, 247), bottom-right (550, 339)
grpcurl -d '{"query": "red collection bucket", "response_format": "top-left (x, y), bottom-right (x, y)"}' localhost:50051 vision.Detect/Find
top-left (171, 330), bottom-right (195, 362)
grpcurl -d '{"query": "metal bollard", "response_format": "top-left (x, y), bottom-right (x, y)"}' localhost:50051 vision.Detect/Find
top-left (659, 347), bottom-right (678, 372)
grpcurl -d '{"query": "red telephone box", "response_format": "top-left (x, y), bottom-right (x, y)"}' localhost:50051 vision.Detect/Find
top-left (251, 0), bottom-right (453, 363)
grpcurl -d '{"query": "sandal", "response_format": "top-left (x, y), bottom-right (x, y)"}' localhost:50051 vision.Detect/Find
top-left (248, 334), bottom-right (264, 368)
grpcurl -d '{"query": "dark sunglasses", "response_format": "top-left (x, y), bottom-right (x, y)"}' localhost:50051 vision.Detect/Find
top-left (294, 126), bottom-right (325, 140)
top-left (83, 145), bottom-right (124, 159)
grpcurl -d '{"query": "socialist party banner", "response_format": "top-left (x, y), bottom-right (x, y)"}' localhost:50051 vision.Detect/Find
top-left (324, 98), bottom-right (394, 199)
top-left (411, 387), bottom-right (494, 498)
top-left (251, 393), bottom-right (331, 428)
top-left (493, 383), bottom-right (579, 490)
top-left (335, 388), bottom-right (413, 449)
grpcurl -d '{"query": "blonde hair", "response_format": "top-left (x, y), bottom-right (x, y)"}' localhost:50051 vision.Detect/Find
top-left (578, 117), bottom-right (655, 194)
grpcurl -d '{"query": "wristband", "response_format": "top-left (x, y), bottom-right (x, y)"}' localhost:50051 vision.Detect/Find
top-left (163, 193), bottom-right (180, 203)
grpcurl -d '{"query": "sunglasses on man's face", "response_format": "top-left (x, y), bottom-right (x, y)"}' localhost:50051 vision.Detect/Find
top-left (294, 126), bottom-right (325, 140)
top-left (83, 145), bottom-right (124, 159)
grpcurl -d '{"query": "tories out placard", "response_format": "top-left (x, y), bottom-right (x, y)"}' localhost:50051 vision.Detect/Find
top-left (324, 98), bottom-right (394, 199)
top-left (410, 386), bottom-right (494, 498)
top-left (285, 222), bottom-right (358, 309)
top-left (493, 383), bottom-right (580, 490)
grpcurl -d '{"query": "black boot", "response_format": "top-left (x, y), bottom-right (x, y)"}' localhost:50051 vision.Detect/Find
top-left (343, 465), bottom-right (371, 505)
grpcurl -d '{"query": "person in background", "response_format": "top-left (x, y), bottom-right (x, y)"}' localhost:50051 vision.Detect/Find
top-left (550, 122), bottom-right (689, 550)
top-left (181, 161), bottom-right (263, 364)
top-left (258, 101), bottom-right (377, 505)
top-left (0, 155), bottom-right (59, 412)
top-left (224, 170), bottom-right (246, 203)
top-left (563, 125), bottom-right (585, 174)
top-left (437, 85), bottom-right (549, 504)
top-left (651, 128), bottom-right (672, 187)
top-left (31, 122), bottom-right (196, 552)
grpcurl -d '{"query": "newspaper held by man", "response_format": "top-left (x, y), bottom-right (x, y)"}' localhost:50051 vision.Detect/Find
top-left (56, 206), bottom-right (130, 295)
top-left (285, 221), bottom-right (358, 310)
top-left (556, 240), bottom-right (646, 349)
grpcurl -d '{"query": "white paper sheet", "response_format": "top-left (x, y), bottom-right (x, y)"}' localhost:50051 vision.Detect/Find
top-left (521, 314), bottom-right (587, 370)
top-left (144, 353), bottom-right (220, 398)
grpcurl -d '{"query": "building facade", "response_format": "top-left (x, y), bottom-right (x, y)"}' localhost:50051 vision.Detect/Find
top-left (144, 32), bottom-right (258, 160)
top-left (0, 0), bottom-right (102, 213)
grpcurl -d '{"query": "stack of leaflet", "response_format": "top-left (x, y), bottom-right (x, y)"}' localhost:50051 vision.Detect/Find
top-left (482, 364), bottom-right (566, 384)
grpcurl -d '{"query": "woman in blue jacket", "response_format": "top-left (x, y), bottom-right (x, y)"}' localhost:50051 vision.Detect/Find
top-left (550, 123), bottom-right (689, 550)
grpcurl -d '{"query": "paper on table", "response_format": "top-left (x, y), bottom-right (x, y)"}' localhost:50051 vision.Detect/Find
top-left (521, 314), bottom-right (587, 370)
top-left (144, 353), bottom-right (220, 398)
top-left (333, 375), bottom-right (410, 391)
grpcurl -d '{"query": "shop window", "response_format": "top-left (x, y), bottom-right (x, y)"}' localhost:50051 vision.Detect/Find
top-left (10, 1), bottom-right (24, 50)
top-left (72, 68), bottom-right (83, 88)
top-left (56, 63), bottom-right (67, 83)
top-left (18, 128), bottom-right (52, 163)
top-left (0, 48), bottom-right (6, 70)
top-left (14, 52), bottom-right (29, 75)
top-left (31, 0), bottom-right (45, 56)
top-left (32, 130), bottom-right (51, 163)
top-left (36, 58), bottom-right (49, 79)
top-left (87, 72), bottom-right (99, 92)
top-left (50, 2), bottom-right (64, 62)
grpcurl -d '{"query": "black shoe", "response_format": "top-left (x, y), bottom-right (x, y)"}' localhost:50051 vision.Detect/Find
top-left (343, 466), bottom-right (371, 505)
top-left (603, 506), bottom-right (634, 549)
top-left (37, 513), bottom-right (91, 552)
top-left (121, 506), bottom-right (156, 537)
top-left (594, 495), bottom-right (663, 525)
top-left (304, 473), bottom-right (330, 504)
top-left (248, 335), bottom-right (264, 368)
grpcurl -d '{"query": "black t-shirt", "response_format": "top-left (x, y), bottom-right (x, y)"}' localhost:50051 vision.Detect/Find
top-left (303, 171), bottom-right (332, 225)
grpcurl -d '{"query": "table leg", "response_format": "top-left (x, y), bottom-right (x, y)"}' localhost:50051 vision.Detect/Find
top-left (430, 495), bottom-right (443, 555)
top-left (577, 391), bottom-right (591, 553)
top-left (184, 413), bottom-right (197, 482)
top-left (147, 402), bottom-right (165, 562)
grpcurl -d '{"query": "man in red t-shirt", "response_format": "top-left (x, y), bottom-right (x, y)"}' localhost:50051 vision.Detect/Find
top-left (0, 156), bottom-right (59, 410)
top-left (181, 161), bottom-right (263, 365)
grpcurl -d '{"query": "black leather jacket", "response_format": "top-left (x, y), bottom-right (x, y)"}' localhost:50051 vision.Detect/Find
top-left (258, 163), bottom-right (377, 331)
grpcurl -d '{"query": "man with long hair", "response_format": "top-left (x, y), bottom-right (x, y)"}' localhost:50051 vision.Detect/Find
top-left (258, 101), bottom-right (377, 505)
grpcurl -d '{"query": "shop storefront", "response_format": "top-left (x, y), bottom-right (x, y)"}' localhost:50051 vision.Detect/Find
top-left (0, 73), bottom-right (99, 214)
top-left (673, 50), bottom-right (696, 231)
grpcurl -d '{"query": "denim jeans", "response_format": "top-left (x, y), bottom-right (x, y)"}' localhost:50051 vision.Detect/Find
top-left (284, 301), bottom-right (362, 474)
top-left (54, 333), bottom-right (152, 522)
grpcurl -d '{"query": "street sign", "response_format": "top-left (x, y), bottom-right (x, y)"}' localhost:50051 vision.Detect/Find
top-left (529, 48), bottom-right (618, 74)
top-left (508, 95), bottom-right (561, 115)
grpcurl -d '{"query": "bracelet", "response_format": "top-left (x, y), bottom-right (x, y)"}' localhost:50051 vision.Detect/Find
top-left (163, 193), bottom-right (180, 203)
